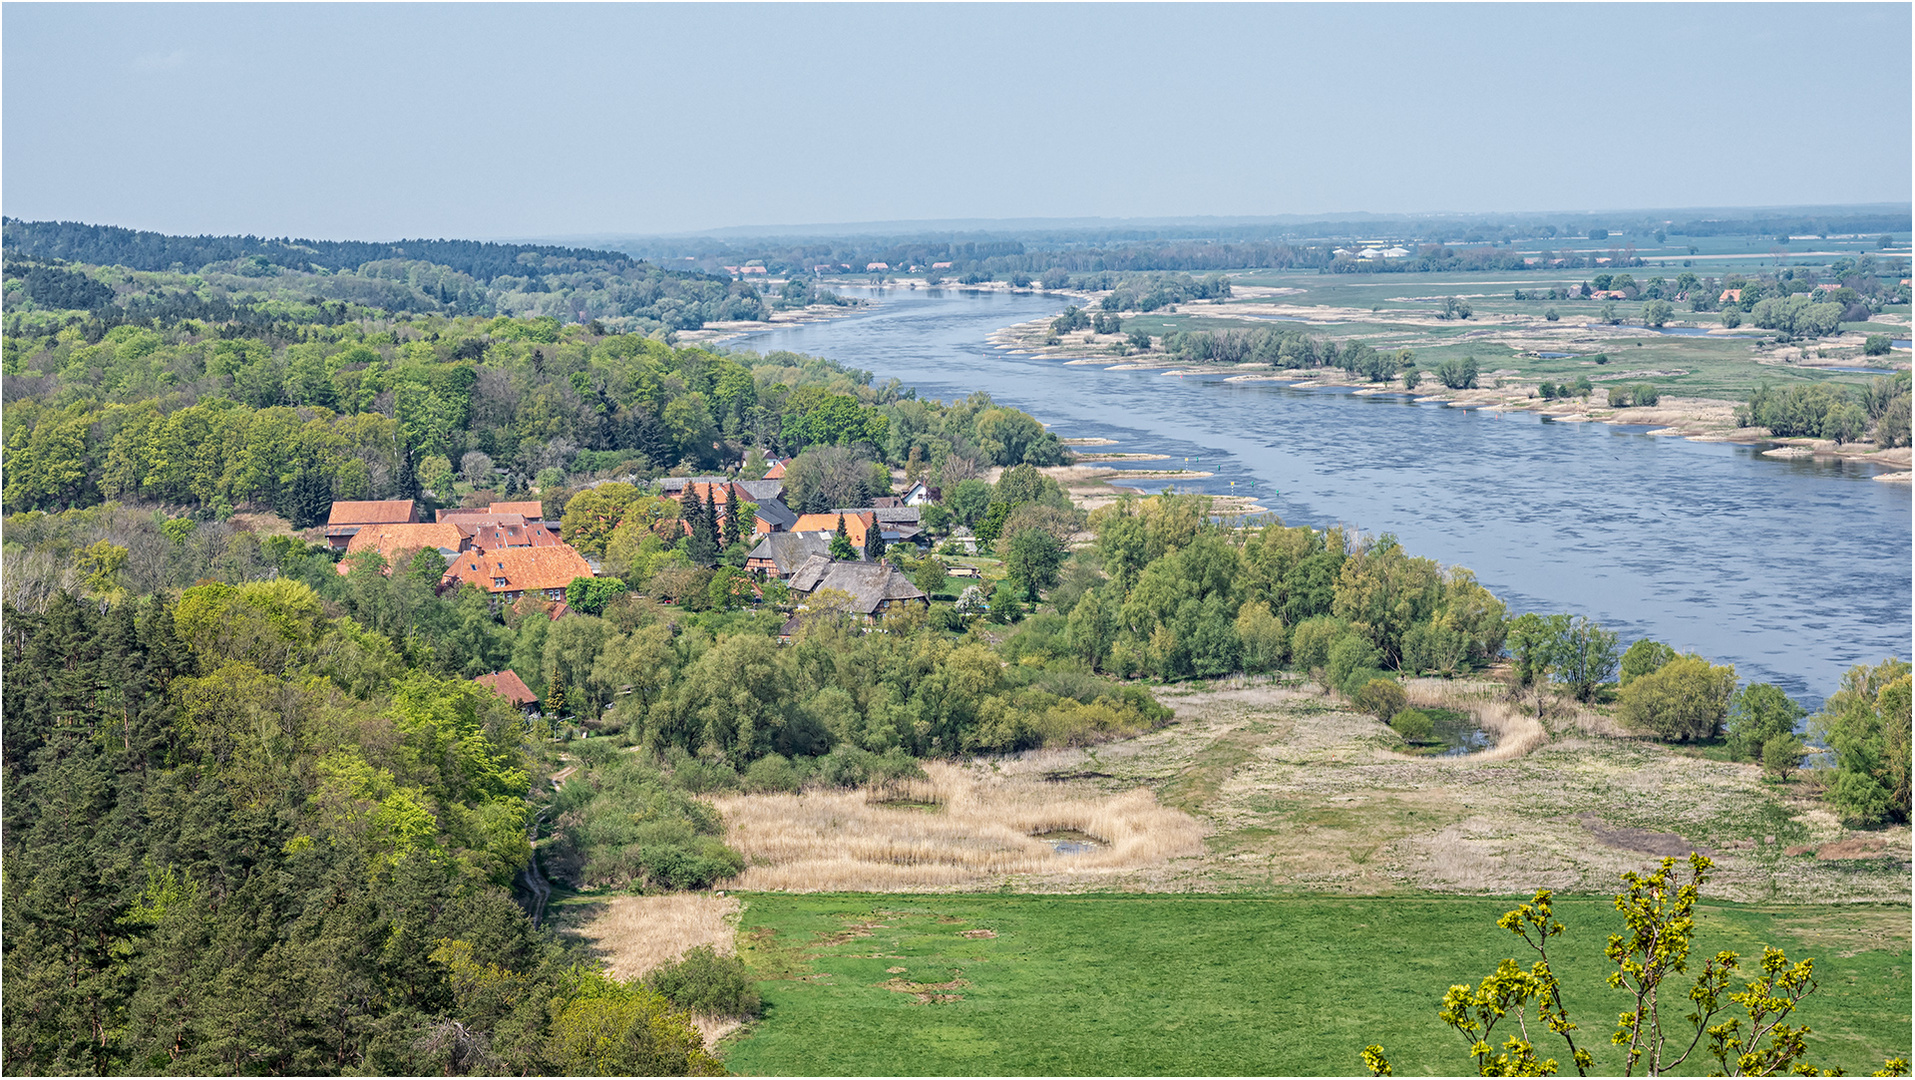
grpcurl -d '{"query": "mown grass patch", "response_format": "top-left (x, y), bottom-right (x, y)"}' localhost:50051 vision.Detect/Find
top-left (723, 892), bottom-right (1911, 1076)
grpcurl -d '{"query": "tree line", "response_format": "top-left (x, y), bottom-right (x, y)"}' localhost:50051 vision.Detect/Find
top-left (1, 223), bottom-right (772, 334)
top-left (1, 312), bottom-right (1067, 519)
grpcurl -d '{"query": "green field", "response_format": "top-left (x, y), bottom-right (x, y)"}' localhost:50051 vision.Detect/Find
top-left (725, 893), bottom-right (1911, 1076)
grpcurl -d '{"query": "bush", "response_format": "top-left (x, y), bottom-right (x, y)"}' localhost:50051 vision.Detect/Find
top-left (1727, 683), bottom-right (1807, 761)
top-left (1762, 735), bottom-right (1806, 781)
top-left (1288, 616), bottom-right (1348, 674)
top-left (1325, 634), bottom-right (1381, 693)
top-left (1543, 308), bottom-right (1559, 322)
top-left (645, 946), bottom-right (761, 1018)
top-left (1619, 639), bottom-right (1676, 686)
top-left (1721, 309), bottom-right (1742, 328)
top-left (744, 752), bottom-right (802, 793)
top-left (1353, 678), bottom-right (1407, 722)
top-left (1436, 356), bottom-right (1479, 390)
top-left (1390, 708), bottom-right (1435, 743)
top-left (1864, 334), bottom-right (1892, 356)
top-left (1616, 654), bottom-right (1737, 742)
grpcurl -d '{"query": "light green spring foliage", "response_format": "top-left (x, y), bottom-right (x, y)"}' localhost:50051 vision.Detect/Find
top-left (1814, 659), bottom-right (1912, 825)
top-left (1363, 854), bottom-right (1910, 1078)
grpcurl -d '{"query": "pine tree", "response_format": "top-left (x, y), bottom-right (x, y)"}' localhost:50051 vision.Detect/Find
top-left (864, 518), bottom-right (886, 560)
top-left (284, 460), bottom-right (333, 530)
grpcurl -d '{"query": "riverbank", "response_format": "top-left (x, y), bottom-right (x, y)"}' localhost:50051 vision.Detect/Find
top-left (677, 298), bottom-right (878, 345)
top-left (984, 311), bottom-right (1911, 469)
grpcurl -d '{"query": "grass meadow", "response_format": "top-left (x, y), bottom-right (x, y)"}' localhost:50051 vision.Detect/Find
top-left (724, 892), bottom-right (1911, 1076)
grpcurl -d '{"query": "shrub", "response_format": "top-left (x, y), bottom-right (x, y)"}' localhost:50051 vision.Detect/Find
top-left (1721, 309), bottom-right (1742, 328)
top-left (1864, 334), bottom-right (1891, 356)
top-left (1325, 634), bottom-right (1381, 693)
top-left (1619, 638), bottom-right (1677, 686)
top-left (1762, 735), bottom-right (1806, 781)
top-left (1617, 654), bottom-right (1737, 742)
top-left (1726, 683), bottom-right (1807, 761)
top-left (1353, 678), bottom-right (1407, 722)
top-left (1543, 308), bottom-right (1559, 321)
top-left (645, 946), bottom-right (761, 1018)
top-left (1389, 708), bottom-right (1435, 743)
top-left (1436, 356), bottom-right (1479, 389)
top-left (744, 752), bottom-right (802, 793)
top-left (1288, 615), bottom-right (1348, 674)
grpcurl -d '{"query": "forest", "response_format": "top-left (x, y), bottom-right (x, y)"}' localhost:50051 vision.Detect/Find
top-left (2, 219), bottom-right (773, 335)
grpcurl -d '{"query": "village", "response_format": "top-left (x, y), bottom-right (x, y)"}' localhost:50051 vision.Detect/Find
top-left (320, 458), bottom-right (959, 716)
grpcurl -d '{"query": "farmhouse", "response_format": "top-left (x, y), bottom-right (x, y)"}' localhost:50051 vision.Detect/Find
top-left (793, 510), bottom-right (876, 548)
top-left (338, 522), bottom-right (470, 573)
top-left (786, 557), bottom-right (929, 619)
top-left (442, 545), bottom-right (594, 602)
top-left (473, 669), bottom-right (539, 715)
top-left (325, 499), bottom-right (420, 550)
top-left (745, 532), bottom-right (832, 579)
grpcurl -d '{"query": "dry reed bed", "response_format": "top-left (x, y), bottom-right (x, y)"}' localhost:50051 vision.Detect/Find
top-left (1399, 677), bottom-right (1549, 761)
top-left (710, 761), bottom-right (1204, 891)
top-left (572, 892), bottom-right (741, 982)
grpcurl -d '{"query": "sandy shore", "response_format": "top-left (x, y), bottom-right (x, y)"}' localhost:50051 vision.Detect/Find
top-left (677, 299), bottom-right (877, 345)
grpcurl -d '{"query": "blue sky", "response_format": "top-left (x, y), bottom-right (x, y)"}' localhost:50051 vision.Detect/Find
top-left (4, 3), bottom-right (1909, 240)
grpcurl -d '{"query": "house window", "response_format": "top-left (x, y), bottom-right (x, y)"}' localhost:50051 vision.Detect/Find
top-left (494, 578), bottom-right (508, 587)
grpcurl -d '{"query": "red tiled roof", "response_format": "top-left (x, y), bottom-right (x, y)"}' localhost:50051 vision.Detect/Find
top-left (339, 523), bottom-right (468, 572)
top-left (466, 521), bottom-right (560, 550)
top-left (792, 511), bottom-right (874, 545)
top-left (764, 460), bottom-right (786, 479)
top-left (474, 670), bottom-right (538, 707)
top-left (443, 544), bottom-right (594, 594)
top-left (327, 499), bottom-right (417, 527)
top-left (489, 501), bottom-right (545, 519)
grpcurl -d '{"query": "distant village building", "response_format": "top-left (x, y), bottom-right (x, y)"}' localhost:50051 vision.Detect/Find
top-left (325, 499), bottom-right (420, 550)
top-left (865, 262), bottom-right (889, 271)
top-left (474, 670), bottom-right (540, 714)
top-left (338, 522), bottom-right (469, 573)
top-left (744, 532), bottom-right (832, 579)
top-left (1720, 289), bottom-right (1744, 303)
top-left (786, 557), bottom-right (929, 620)
top-left (793, 510), bottom-right (876, 548)
top-left (442, 545), bottom-right (594, 602)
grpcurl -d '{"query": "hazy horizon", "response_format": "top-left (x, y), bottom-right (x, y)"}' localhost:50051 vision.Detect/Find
top-left (5, 4), bottom-right (1909, 242)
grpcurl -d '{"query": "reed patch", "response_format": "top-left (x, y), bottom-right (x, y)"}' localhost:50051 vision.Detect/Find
top-left (709, 761), bottom-right (1204, 891)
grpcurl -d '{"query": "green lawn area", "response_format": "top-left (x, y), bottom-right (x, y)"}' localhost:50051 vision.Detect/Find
top-left (725, 893), bottom-right (1910, 1077)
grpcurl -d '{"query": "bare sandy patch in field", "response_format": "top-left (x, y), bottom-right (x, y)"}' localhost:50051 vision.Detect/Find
top-left (709, 761), bottom-right (1204, 892)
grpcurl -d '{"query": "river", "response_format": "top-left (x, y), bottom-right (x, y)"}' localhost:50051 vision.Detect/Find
top-left (737, 286), bottom-right (1912, 702)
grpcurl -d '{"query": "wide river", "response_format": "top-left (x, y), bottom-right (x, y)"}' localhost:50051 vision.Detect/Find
top-left (739, 287), bottom-right (1911, 702)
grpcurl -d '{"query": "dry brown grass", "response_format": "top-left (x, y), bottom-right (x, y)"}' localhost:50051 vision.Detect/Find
top-left (709, 761), bottom-right (1204, 891)
top-left (571, 892), bottom-right (742, 982)
top-left (1399, 677), bottom-right (1549, 760)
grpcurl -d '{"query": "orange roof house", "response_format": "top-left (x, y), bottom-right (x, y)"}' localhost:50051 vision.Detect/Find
top-left (764, 459), bottom-right (786, 480)
top-left (792, 511), bottom-right (875, 548)
top-left (338, 522), bottom-right (470, 573)
top-left (1720, 289), bottom-right (1743, 303)
top-left (325, 499), bottom-right (420, 549)
top-left (487, 501), bottom-right (546, 520)
top-left (474, 670), bottom-right (539, 711)
top-left (461, 519), bottom-right (561, 551)
top-left (443, 545), bottom-right (594, 602)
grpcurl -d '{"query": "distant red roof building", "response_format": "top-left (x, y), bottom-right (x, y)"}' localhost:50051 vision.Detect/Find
top-left (764, 459), bottom-right (786, 480)
top-left (443, 545), bottom-right (594, 602)
top-left (1720, 289), bottom-right (1743, 303)
top-left (325, 499), bottom-right (420, 550)
top-left (474, 670), bottom-right (539, 710)
top-left (792, 511), bottom-right (875, 548)
top-left (338, 522), bottom-right (470, 574)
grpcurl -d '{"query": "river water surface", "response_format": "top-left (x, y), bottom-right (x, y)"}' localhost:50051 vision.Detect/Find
top-left (740, 287), bottom-right (1911, 702)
